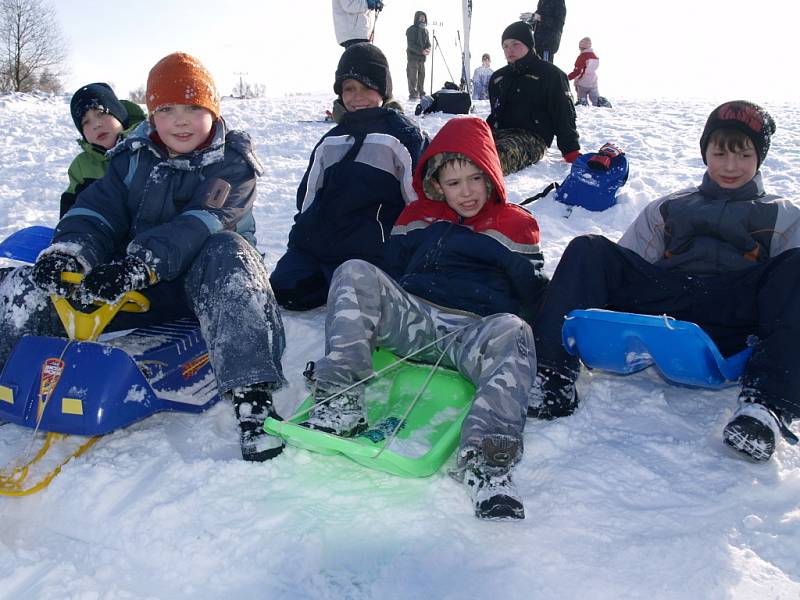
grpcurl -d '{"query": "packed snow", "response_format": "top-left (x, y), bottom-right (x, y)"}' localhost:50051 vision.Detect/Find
top-left (0, 93), bottom-right (799, 599)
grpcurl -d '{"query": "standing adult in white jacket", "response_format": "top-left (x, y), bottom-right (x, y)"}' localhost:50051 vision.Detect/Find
top-left (332, 0), bottom-right (382, 48)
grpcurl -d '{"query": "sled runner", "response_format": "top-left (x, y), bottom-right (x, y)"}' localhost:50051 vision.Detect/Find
top-left (0, 225), bottom-right (54, 263)
top-left (561, 309), bottom-right (753, 388)
top-left (0, 272), bottom-right (221, 495)
top-left (264, 348), bottom-right (476, 477)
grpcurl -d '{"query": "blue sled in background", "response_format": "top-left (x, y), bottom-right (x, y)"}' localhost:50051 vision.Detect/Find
top-left (0, 225), bottom-right (54, 263)
top-left (561, 309), bottom-right (753, 389)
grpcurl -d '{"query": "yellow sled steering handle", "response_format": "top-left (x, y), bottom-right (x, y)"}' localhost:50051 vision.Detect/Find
top-left (51, 271), bottom-right (151, 342)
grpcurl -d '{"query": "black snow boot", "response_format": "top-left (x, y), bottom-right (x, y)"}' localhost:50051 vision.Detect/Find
top-left (232, 383), bottom-right (284, 462)
top-left (454, 435), bottom-right (525, 521)
top-left (723, 401), bottom-right (798, 463)
top-left (527, 366), bottom-right (579, 420)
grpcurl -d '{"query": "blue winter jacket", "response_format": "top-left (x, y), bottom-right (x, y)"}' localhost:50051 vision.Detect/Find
top-left (51, 119), bottom-right (263, 281)
top-left (385, 117), bottom-right (546, 317)
top-left (287, 106), bottom-right (427, 269)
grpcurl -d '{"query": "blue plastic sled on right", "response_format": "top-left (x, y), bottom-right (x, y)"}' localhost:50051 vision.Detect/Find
top-left (561, 309), bottom-right (753, 389)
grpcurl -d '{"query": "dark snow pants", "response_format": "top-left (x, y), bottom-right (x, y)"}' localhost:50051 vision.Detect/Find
top-left (533, 235), bottom-right (800, 418)
top-left (0, 231), bottom-right (285, 393)
top-left (270, 247), bottom-right (339, 311)
top-left (406, 58), bottom-right (426, 98)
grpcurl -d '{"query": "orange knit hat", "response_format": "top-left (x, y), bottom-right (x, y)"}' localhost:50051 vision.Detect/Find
top-left (146, 52), bottom-right (220, 119)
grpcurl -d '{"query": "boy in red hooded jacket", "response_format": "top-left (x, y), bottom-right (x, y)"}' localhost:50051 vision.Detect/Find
top-left (301, 117), bottom-right (548, 521)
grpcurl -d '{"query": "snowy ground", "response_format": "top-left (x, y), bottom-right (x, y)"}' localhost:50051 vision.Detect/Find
top-left (0, 93), bottom-right (799, 599)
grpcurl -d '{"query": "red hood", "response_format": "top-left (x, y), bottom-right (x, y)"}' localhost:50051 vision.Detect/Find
top-left (399, 116), bottom-right (539, 246)
top-left (412, 116), bottom-right (507, 207)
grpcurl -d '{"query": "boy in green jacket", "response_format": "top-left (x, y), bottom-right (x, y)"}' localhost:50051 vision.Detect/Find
top-left (60, 83), bottom-right (145, 217)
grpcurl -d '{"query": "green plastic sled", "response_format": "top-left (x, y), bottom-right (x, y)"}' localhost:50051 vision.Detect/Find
top-left (264, 348), bottom-right (476, 477)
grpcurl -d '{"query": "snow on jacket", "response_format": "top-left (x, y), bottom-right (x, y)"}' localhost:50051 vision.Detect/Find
top-left (60, 100), bottom-right (146, 217)
top-left (487, 50), bottom-right (579, 156)
top-left (534, 0), bottom-right (566, 54)
top-left (386, 116), bottom-right (546, 317)
top-left (472, 65), bottom-right (493, 100)
top-left (287, 106), bottom-right (427, 269)
top-left (406, 11), bottom-right (431, 62)
top-left (618, 172), bottom-right (800, 275)
top-left (567, 49), bottom-right (599, 88)
top-left (52, 118), bottom-right (263, 282)
top-left (332, 0), bottom-right (376, 45)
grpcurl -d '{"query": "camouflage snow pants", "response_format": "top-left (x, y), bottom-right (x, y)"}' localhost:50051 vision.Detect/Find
top-left (492, 128), bottom-right (548, 175)
top-left (313, 259), bottom-right (536, 455)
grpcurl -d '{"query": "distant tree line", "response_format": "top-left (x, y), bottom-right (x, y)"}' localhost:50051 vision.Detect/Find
top-left (0, 0), bottom-right (66, 93)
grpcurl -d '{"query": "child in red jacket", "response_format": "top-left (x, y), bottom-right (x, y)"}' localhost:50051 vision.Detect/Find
top-left (568, 37), bottom-right (600, 107)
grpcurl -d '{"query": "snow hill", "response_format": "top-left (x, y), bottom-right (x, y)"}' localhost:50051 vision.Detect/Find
top-left (0, 93), bottom-right (799, 599)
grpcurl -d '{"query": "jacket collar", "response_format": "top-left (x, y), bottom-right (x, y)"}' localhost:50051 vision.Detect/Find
top-left (699, 171), bottom-right (764, 202)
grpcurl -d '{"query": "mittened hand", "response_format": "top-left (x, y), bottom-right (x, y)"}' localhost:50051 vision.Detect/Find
top-left (78, 255), bottom-right (154, 304)
top-left (32, 252), bottom-right (81, 296)
top-left (563, 150), bottom-right (581, 164)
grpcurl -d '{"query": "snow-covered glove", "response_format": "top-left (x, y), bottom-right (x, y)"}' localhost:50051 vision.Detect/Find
top-left (367, 0), bottom-right (383, 11)
top-left (31, 252), bottom-right (81, 297)
top-left (519, 11), bottom-right (535, 23)
top-left (563, 150), bottom-right (581, 164)
top-left (78, 255), bottom-right (155, 304)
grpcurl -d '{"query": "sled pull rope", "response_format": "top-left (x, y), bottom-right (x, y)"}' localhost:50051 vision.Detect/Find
top-left (287, 324), bottom-right (471, 422)
top-left (372, 332), bottom-right (460, 459)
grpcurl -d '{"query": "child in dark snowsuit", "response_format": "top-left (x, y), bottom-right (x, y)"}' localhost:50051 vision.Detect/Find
top-left (61, 83), bottom-right (146, 217)
top-left (488, 21), bottom-right (580, 175)
top-left (531, 100), bottom-right (800, 464)
top-left (301, 116), bottom-right (548, 520)
top-left (270, 43), bottom-right (427, 311)
top-left (4, 52), bottom-right (286, 462)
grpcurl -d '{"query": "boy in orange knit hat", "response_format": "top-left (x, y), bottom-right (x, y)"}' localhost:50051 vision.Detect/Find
top-left (23, 52), bottom-right (287, 461)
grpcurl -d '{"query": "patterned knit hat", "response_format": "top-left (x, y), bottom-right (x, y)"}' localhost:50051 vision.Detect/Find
top-left (579, 37), bottom-right (592, 50)
top-left (146, 52), bottom-right (220, 119)
top-left (700, 100), bottom-right (776, 168)
top-left (423, 152), bottom-right (494, 202)
top-left (502, 21), bottom-right (535, 51)
top-left (70, 82), bottom-right (129, 135)
top-left (334, 42), bottom-right (393, 100)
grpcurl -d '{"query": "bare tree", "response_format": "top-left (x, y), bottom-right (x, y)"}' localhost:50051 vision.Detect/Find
top-left (128, 84), bottom-right (146, 104)
top-left (232, 79), bottom-right (266, 99)
top-left (0, 0), bottom-right (67, 93)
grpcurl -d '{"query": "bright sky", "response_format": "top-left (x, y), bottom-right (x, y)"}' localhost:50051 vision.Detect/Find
top-left (55, 0), bottom-right (794, 105)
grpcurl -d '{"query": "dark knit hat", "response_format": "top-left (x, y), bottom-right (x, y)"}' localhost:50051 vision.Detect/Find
top-left (146, 52), bottom-right (220, 119)
top-left (333, 42), bottom-right (393, 100)
top-left (700, 100), bottom-right (776, 168)
top-left (70, 83), bottom-right (129, 135)
top-left (502, 21), bottom-right (535, 51)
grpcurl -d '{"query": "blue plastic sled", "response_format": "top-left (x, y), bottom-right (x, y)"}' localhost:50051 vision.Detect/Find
top-left (561, 309), bottom-right (753, 388)
top-left (0, 225), bottom-right (54, 263)
top-left (0, 318), bottom-right (221, 436)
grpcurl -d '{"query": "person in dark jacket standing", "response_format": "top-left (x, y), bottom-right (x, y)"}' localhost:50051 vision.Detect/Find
top-left (521, 0), bottom-right (566, 63)
top-left (270, 43), bottom-right (427, 311)
top-left (405, 10), bottom-right (431, 100)
top-left (487, 20), bottom-right (580, 175)
top-left (530, 100), bottom-right (800, 466)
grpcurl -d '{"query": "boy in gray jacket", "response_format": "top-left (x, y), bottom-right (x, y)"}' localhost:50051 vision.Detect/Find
top-left (531, 100), bottom-right (800, 464)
